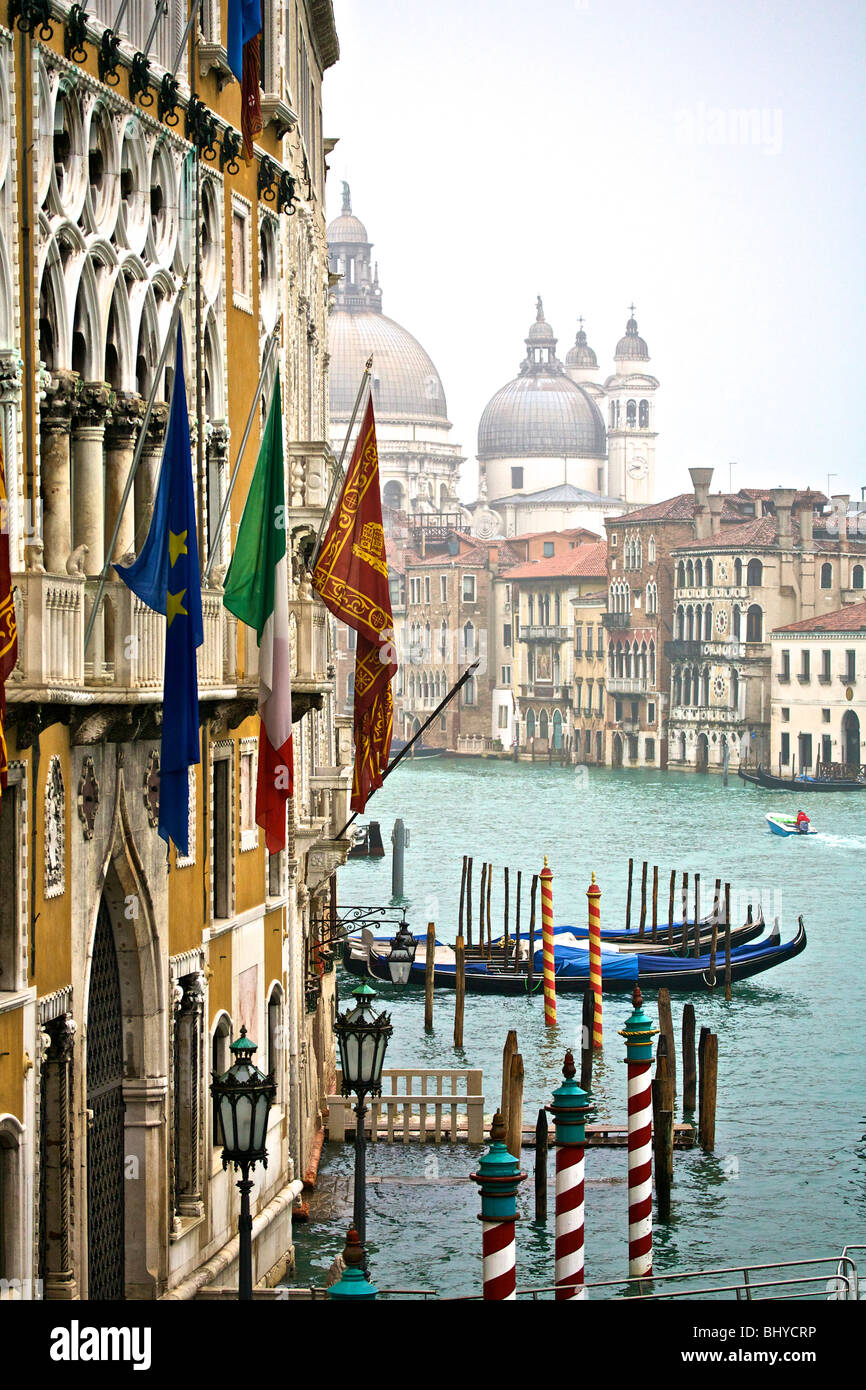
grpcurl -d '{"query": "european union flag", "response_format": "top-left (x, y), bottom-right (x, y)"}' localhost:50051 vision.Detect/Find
top-left (117, 333), bottom-right (202, 856)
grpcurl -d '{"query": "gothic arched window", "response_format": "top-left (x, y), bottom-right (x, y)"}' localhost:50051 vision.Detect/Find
top-left (638, 399), bottom-right (649, 428)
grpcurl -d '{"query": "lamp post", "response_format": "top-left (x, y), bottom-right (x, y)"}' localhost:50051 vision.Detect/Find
top-left (387, 917), bottom-right (417, 984)
top-left (210, 1026), bottom-right (276, 1300)
top-left (334, 983), bottom-right (393, 1261)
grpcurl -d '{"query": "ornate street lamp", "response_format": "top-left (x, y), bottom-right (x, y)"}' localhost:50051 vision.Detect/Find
top-left (335, 983), bottom-right (392, 1262)
top-left (387, 918), bottom-right (417, 985)
top-left (210, 1026), bottom-right (276, 1301)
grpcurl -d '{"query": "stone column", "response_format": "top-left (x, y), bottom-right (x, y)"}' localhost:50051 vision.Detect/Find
top-left (72, 382), bottom-right (112, 576)
top-left (172, 972), bottom-right (205, 1221)
top-left (40, 1014), bottom-right (78, 1300)
top-left (133, 402), bottom-right (168, 550)
top-left (104, 391), bottom-right (144, 570)
top-left (40, 371), bottom-right (79, 574)
top-left (205, 421), bottom-right (231, 574)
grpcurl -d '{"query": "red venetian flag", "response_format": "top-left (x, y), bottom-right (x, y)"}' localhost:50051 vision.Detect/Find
top-left (0, 434), bottom-right (18, 800)
top-left (312, 399), bottom-right (397, 813)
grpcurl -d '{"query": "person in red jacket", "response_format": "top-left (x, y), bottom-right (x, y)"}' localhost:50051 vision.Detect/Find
top-left (795, 809), bottom-right (810, 833)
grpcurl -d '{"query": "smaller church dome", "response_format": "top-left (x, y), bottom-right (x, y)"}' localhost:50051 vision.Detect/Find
top-left (615, 309), bottom-right (649, 361)
top-left (565, 322), bottom-right (598, 370)
top-left (526, 297), bottom-right (556, 343)
top-left (326, 182), bottom-right (369, 245)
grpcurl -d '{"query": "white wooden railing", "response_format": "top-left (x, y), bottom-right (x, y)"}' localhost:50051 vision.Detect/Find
top-left (327, 1069), bottom-right (485, 1144)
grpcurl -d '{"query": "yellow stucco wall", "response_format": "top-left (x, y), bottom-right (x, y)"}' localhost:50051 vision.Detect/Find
top-left (33, 725), bottom-right (72, 998)
top-left (0, 1009), bottom-right (24, 1118)
top-left (207, 930), bottom-right (233, 1028)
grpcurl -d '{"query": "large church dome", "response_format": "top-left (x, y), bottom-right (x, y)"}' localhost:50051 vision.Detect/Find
top-left (477, 300), bottom-right (606, 460)
top-left (329, 310), bottom-right (450, 425)
top-left (327, 184), bottom-right (450, 428)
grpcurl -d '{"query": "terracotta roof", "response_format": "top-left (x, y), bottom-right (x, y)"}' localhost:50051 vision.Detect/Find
top-left (772, 601), bottom-right (866, 635)
top-left (508, 526), bottom-right (602, 544)
top-left (675, 516), bottom-right (866, 554)
top-left (612, 492), bottom-right (748, 526)
top-left (403, 539), bottom-right (523, 569)
top-left (676, 515), bottom-right (782, 550)
top-left (502, 541), bottom-right (608, 580)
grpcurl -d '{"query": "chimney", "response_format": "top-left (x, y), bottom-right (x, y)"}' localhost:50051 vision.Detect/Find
top-left (797, 502), bottom-right (815, 551)
top-left (689, 467), bottom-right (714, 541)
top-left (708, 493), bottom-right (724, 537)
top-left (832, 494), bottom-right (850, 552)
top-left (772, 488), bottom-right (797, 547)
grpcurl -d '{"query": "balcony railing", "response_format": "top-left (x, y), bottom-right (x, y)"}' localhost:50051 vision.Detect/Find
top-left (518, 624), bottom-right (570, 642)
top-left (603, 612), bottom-right (632, 630)
top-left (606, 675), bottom-right (649, 695)
top-left (9, 575), bottom-right (233, 697)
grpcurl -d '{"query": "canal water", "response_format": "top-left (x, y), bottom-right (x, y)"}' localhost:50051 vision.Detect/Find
top-left (289, 758), bottom-right (866, 1297)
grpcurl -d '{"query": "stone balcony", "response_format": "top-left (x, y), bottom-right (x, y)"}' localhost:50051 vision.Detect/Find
top-left (8, 574), bottom-right (235, 702)
top-left (665, 638), bottom-right (745, 662)
top-left (518, 624), bottom-right (570, 642)
top-left (602, 611), bottom-right (632, 630)
top-left (606, 674), bottom-right (649, 696)
top-left (669, 705), bottom-right (746, 726)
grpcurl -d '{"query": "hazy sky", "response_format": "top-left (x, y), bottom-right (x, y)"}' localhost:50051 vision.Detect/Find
top-left (323, 0), bottom-right (866, 505)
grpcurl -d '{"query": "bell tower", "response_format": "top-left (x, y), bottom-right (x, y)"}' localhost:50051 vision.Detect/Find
top-left (604, 306), bottom-right (658, 505)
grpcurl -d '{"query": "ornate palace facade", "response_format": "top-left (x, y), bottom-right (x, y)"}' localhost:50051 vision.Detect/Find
top-left (0, 0), bottom-right (350, 1300)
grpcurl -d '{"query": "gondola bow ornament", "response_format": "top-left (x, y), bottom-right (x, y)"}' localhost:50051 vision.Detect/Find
top-left (312, 399), bottom-right (397, 813)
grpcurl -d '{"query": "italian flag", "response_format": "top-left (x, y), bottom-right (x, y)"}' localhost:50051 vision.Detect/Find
top-left (222, 371), bottom-right (293, 851)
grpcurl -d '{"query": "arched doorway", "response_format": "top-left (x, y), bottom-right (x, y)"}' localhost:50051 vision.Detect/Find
top-left (86, 902), bottom-right (126, 1300)
top-left (696, 733), bottom-right (709, 772)
top-left (552, 710), bottom-right (563, 750)
top-left (612, 733), bottom-right (623, 768)
top-left (843, 709), bottom-right (860, 767)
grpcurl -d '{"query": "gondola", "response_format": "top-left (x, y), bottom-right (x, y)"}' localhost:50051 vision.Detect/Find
top-left (342, 917), bottom-right (807, 994)
top-left (490, 906), bottom-right (765, 954)
top-left (739, 765), bottom-right (866, 792)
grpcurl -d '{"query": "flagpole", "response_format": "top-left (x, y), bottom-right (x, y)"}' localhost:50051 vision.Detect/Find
top-left (202, 320), bottom-right (281, 585)
top-left (310, 354), bottom-right (373, 570)
top-left (84, 281), bottom-right (187, 655)
top-left (331, 659), bottom-right (480, 842)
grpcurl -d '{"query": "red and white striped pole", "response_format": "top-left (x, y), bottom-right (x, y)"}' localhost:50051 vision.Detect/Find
top-left (586, 872), bottom-right (603, 1049)
top-left (620, 985), bottom-right (658, 1279)
top-left (547, 1050), bottom-right (593, 1299)
top-left (540, 857), bottom-right (557, 1027)
top-left (470, 1111), bottom-right (527, 1300)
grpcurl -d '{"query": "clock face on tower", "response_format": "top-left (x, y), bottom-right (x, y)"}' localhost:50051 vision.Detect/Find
top-left (627, 458), bottom-right (648, 480)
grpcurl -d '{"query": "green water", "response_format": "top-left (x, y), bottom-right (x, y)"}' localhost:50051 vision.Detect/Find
top-left (291, 759), bottom-right (866, 1297)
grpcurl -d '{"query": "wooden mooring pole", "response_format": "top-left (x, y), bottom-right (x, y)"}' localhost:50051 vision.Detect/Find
top-left (668, 869), bottom-right (675, 948)
top-left (534, 1109), bottom-right (548, 1221)
top-left (454, 935), bottom-right (466, 1049)
top-left (479, 862), bottom-right (487, 955)
top-left (486, 862), bottom-right (493, 957)
top-left (424, 922), bottom-right (436, 1031)
top-left (724, 883), bottom-right (732, 1001)
top-left (501, 1029), bottom-right (518, 1131)
top-left (682, 1002), bottom-right (696, 1111)
top-left (699, 1031), bottom-right (718, 1152)
top-left (625, 856), bottom-right (633, 930)
top-left (657, 987), bottom-right (676, 1102)
top-left (652, 1082), bottom-right (673, 1223)
top-left (528, 874), bottom-right (538, 990)
top-left (506, 1051), bottom-right (524, 1161)
top-left (504, 867), bottom-right (510, 963)
top-left (580, 989), bottom-right (594, 1093)
top-left (459, 856), bottom-right (467, 944)
top-left (680, 872), bottom-right (689, 955)
top-left (639, 860), bottom-right (647, 936)
top-left (515, 870), bottom-right (522, 971)
top-left (466, 857), bottom-right (473, 948)
top-left (651, 864), bottom-right (659, 942)
top-left (693, 872), bottom-right (701, 957)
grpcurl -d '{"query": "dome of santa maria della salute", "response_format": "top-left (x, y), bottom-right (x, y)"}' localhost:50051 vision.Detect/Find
top-left (326, 184), bottom-right (463, 518)
top-left (478, 300), bottom-right (606, 462)
top-left (326, 183), bottom-right (451, 428)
